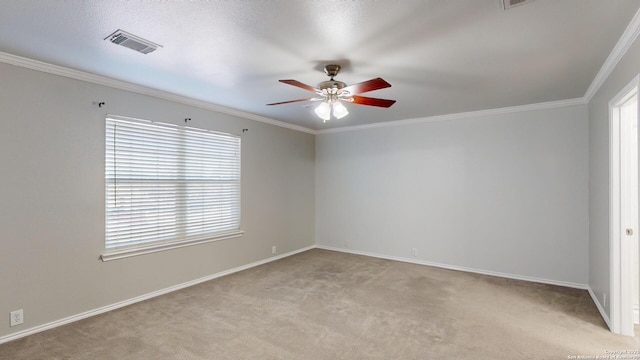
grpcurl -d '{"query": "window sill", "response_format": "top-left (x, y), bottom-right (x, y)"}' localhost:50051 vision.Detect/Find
top-left (100, 230), bottom-right (244, 262)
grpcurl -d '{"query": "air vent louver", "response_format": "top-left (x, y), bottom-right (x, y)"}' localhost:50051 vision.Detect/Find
top-left (502, 0), bottom-right (534, 10)
top-left (105, 29), bottom-right (162, 54)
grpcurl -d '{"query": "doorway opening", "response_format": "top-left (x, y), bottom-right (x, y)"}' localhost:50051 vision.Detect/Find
top-left (610, 75), bottom-right (639, 336)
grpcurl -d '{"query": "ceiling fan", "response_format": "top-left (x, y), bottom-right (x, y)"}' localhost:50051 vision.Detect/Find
top-left (267, 64), bottom-right (396, 122)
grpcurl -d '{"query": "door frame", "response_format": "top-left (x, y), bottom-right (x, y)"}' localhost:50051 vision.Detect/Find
top-left (609, 74), bottom-right (639, 336)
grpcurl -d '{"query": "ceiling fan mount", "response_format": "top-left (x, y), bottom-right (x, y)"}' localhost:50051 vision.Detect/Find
top-left (267, 64), bottom-right (396, 122)
top-left (323, 64), bottom-right (341, 79)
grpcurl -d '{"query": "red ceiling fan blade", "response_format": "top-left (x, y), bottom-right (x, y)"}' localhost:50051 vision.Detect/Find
top-left (342, 77), bottom-right (391, 95)
top-left (279, 79), bottom-right (320, 93)
top-left (351, 95), bottom-right (396, 108)
top-left (267, 98), bottom-right (318, 106)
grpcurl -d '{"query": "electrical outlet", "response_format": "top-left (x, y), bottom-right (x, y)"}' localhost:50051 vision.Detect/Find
top-left (411, 248), bottom-right (418, 257)
top-left (272, 246), bottom-right (276, 254)
top-left (10, 309), bottom-right (23, 327)
top-left (603, 293), bottom-right (607, 308)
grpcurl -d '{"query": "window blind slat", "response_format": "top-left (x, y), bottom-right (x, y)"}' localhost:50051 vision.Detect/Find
top-left (105, 116), bottom-right (241, 249)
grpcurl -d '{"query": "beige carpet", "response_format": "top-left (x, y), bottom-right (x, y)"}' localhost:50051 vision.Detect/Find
top-left (0, 249), bottom-right (636, 359)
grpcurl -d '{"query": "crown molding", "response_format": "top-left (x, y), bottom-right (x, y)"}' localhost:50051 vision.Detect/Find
top-left (317, 97), bottom-right (587, 135)
top-left (0, 51), bottom-right (317, 135)
top-left (583, 7), bottom-right (640, 102)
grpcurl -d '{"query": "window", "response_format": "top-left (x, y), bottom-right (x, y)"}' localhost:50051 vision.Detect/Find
top-left (102, 115), bottom-right (242, 261)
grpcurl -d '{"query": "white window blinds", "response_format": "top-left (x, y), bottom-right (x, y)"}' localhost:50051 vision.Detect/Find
top-left (105, 116), bottom-right (241, 251)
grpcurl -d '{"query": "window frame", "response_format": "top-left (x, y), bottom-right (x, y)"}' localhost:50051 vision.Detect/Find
top-left (101, 115), bottom-right (243, 261)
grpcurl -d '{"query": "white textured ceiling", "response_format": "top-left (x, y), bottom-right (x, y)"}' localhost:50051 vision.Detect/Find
top-left (1, 0), bottom-right (639, 130)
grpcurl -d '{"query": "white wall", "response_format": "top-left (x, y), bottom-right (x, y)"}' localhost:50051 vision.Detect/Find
top-left (316, 105), bottom-right (589, 285)
top-left (589, 35), bottom-right (640, 320)
top-left (0, 62), bottom-right (315, 339)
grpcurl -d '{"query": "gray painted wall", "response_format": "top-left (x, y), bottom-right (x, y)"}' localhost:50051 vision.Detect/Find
top-left (0, 63), bottom-right (315, 339)
top-left (316, 105), bottom-right (589, 285)
top-left (588, 36), bottom-right (640, 319)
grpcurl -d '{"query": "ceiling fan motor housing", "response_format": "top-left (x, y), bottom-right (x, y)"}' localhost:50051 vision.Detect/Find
top-left (319, 64), bottom-right (346, 91)
top-left (317, 80), bottom-right (347, 91)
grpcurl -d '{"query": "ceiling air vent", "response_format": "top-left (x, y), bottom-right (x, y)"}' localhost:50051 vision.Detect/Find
top-left (501, 0), bottom-right (534, 10)
top-left (105, 29), bottom-right (162, 54)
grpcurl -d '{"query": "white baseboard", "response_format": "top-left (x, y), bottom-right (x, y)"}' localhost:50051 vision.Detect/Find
top-left (317, 246), bottom-right (618, 332)
top-left (0, 245), bottom-right (315, 345)
top-left (0, 244), bottom-right (603, 344)
top-left (588, 287), bottom-right (612, 330)
top-left (316, 245), bottom-right (589, 290)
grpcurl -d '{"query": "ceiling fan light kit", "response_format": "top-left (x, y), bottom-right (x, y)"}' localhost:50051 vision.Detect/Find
top-left (332, 101), bottom-right (349, 119)
top-left (314, 101), bottom-right (331, 121)
top-left (267, 64), bottom-right (396, 122)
